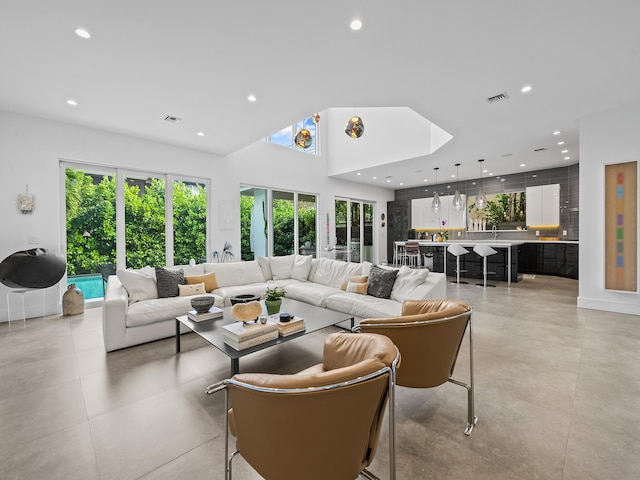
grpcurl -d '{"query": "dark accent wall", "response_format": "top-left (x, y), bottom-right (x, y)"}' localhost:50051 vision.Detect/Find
top-left (394, 164), bottom-right (579, 241)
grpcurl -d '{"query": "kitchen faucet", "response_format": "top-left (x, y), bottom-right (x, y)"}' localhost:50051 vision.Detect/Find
top-left (492, 224), bottom-right (498, 240)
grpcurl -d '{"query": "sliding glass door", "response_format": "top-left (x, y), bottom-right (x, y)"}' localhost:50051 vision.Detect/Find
top-left (335, 198), bottom-right (375, 263)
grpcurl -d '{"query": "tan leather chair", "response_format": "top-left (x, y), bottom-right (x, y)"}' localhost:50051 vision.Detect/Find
top-left (359, 299), bottom-right (477, 435)
top-left (206, 332), bottom-right (400, 480)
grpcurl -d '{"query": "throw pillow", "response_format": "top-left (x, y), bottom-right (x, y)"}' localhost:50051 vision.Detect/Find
top-left (178, 282), bottom-right (206, 296)
top-left (270, 254), bottom-right (295, 280)
top-left (340, 275), bottom-right (368, 290)
top-left (367, 265), bottom-right (399, 299)
top-left (346, 281), bottom-right (368, 295)
top-left (116, 268), bottom-right (158, 304)
top-left (257, 256), bottom-right (273, 280)
top-left (155, 267), bottom-right (185, 298)
top-left (185, 272), bottom-right (218, 292)
top-left (391, 266), bottom-right (429, 303)
top-left (291, 254), bottom-right (312, 281)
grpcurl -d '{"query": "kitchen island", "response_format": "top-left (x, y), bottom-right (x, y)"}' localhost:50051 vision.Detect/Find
top-left (394, 240), bottom-right (524, 285)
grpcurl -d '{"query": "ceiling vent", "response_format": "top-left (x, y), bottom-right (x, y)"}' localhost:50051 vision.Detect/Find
top-left (486, 92), bottom-right (509, 104)
top-left (534, 147), bottom-right (547, 152)
top-left (164, 115), bottom-right (182, 123)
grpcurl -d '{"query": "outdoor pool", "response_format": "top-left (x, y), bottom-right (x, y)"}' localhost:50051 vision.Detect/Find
top-left (67, 274), bottom-right (104, 300)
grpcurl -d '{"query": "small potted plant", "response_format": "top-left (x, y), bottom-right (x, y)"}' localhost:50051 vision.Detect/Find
top-left (264, 286), bottom-right (286, 315)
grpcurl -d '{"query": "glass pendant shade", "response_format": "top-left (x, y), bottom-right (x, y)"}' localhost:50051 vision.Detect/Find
top-left (431, 167), bottom-right (441, 213)
top-left (345, 116), bottom-right (364, 138)
top-left (476, 191), bottom-right (487, 210)
top-left (432, 192), bottom-right (441, 213)
top-left (476, 159), bottom-right (487, 210)
top-left (452, 190), bottom-right (463, 211)
top-left (294, 128), bottom-right (312, 148)
top-left (452, 163), bottom-right (463, 211)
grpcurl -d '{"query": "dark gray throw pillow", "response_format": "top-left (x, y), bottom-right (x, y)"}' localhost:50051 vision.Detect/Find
top-left (367, 265), bottom-right (399, 299)
top-left (155, 267), bottom-right (185, 298)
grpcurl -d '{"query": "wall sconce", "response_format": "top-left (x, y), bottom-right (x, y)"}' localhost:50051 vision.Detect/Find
top-left (17, 185), bottom-right (35, 214)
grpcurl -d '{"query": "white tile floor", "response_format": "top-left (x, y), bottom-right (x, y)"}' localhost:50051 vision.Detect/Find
top-left (1, 275), bottom-right (639, 479)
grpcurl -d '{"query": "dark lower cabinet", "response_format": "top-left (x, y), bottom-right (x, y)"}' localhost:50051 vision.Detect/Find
top-left (421, 245), bottom-right (518, 282)
top-left (517, 243), bottom-right (578, 279)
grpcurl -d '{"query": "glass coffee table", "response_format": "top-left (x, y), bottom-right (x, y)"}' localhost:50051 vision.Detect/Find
top-left (175, 297), bottom-right (356, 376)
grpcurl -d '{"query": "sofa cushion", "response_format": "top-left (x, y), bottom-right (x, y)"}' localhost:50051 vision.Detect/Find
top-left (270, 254), bottom-right (295, 280)
top-left (326, 292), bottom-right (403, 318)
top-left (285, 282), bottom-right (342, 308)
top-left (155, 267), bottom-right (185, 298)
top-left (116, 268), bottom-right (158, 304)
top-left (390, 266), bottom-right (429, 303)
top-left (213, 283), bottom-right (269, 306)
top-left (291, 254), bottom-right (312, 281)
top-left (204, 261), bottom-right (265, 287)
top-left (125, 293), bottom-right (221, 327)
top-left (367, 265), bottom-right (399, 299)
top-left (174, 264), bottom-right (205, 276)
top-left (178, 282), bottom-right (205, 296)
top-left (309, 258), bottom-right (363, 289)
top-left (257, 256), bottom-right (273, 280)
top-left (185, 271), bottom-right (218, 292)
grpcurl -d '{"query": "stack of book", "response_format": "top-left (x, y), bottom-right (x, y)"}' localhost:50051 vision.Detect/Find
top-left (222, 320), bottom-right (278, 350)
top-left (187, 306), bottom-right (224, 322)
top-left (273, 316), bottom-right (306, 337)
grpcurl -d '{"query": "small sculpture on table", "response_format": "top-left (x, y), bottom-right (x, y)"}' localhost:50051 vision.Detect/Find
top-left (230, 301), bottom-right (263, 325)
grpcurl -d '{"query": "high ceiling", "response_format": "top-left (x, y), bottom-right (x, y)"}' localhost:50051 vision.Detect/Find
top-left (2, 1), bottom-right (640, 189)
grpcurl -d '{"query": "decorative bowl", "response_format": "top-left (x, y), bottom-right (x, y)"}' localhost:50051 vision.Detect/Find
top-left (190, 296), bottom-right (215, 314)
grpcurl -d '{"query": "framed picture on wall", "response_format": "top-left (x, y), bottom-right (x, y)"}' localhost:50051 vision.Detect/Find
top-left (604, 161), bottom-right (638, 292)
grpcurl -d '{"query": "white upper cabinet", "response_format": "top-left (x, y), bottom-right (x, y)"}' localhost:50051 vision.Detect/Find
top-left (412, 195), bottom-right (466, 229)
top-left (526, 184), bottom-right (560, 226)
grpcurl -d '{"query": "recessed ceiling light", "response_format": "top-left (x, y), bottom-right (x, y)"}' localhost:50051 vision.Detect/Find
top-left (356, 172), bottom-right (361, 176)
top-left (483, 169), bottom-right (488, 173)
top-left (521, 85), bottom-right (532, 93)
top-left (423, 179), bottom-right (428, 182)
top-left (372, 176), bottom-right (377, 180)
top-left (520, 163), bottom-right (526, 167)
top-left (350, 19), bottom-right (362, 30)
top-left (557, 141), bottom-right (565, 145)
top-left (74, 28), bottom-right (91, 39)
top-left (247, 94), bottom-right (257, 102)
top-left (451, 174), bottom-right (455, 178)
top-left (399, 182), bottom-right (404, 186)
top-left (66, 99), bottom-right (78, 106)
top-left (488, 173), bottom-right (494, 176)
top-left (564, 156), bottom-right (570, 160)
top-left (561, 149), bottom-right (568, 154)
top-left (197, 132), bottom-right (204, 137)
top-left (553, 130), bottom-right (562, 135)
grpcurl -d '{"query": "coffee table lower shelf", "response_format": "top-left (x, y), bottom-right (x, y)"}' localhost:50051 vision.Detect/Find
top-left (175, 298), bottom-right (356, 376)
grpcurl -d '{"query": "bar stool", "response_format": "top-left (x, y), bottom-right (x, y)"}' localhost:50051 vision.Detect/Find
top-left (403, 241), bottom-right (421, 268)
top-left (473, 244), bottom-right (498, 288)
top-left (447, 243), bottom-right (469, 284)
top-left (393, 241), bottom-right (405, 267)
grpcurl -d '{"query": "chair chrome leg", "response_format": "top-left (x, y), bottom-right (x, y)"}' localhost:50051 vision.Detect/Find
top-left (448, 315), bottom-right (477, 435)
top-left (361, 468), bottom-right (382, 479)
top-left (228, 450), bottom-right (240, 480)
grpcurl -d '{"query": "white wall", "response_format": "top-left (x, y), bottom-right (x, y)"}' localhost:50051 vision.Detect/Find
top-left (578, 101), bottom-right (640, 315)
top-left (0, 109), bottom-right (393, 322)
top-left (326, 107), bottom-right (451, 176)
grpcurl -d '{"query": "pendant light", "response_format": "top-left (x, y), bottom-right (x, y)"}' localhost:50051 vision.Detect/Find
top-left (476, 159), bottom-right (487, 210)
top-left (452, 163), bottom-right (463, 212)
top-left (345, 115), bottom-right (364, 138)
top-left (431, 167), bottom-right (441, 213)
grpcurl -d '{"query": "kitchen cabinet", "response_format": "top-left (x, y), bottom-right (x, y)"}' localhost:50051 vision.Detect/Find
top-left (526, 184), bottom-right (560, 226)
top-left (517, 242), bottom-right (578, 279)
top-left (411, 195), bottom-right (466, 229)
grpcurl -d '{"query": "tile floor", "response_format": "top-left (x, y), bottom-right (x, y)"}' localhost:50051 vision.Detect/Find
top-left (1, 275), bottom-right (639, 479)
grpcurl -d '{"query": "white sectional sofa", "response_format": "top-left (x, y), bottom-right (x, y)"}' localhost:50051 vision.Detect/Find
top-left (102, 255), bottom-right (447, 352)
